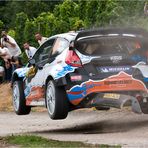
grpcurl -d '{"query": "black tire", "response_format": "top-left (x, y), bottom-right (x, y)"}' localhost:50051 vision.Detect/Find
top-left (12, 81), bottom-right (31, 115)
top-left (46, 80), bottom-right (68, 119)
top-left (132, 69), bottom-right (143, 81)
top-left (132, 68), bottom-right (148, 86)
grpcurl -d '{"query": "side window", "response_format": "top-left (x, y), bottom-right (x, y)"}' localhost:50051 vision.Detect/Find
top-left (51, 38), bottom-right (69, 57)
top-left (33, 38), bottom-right (55, 64)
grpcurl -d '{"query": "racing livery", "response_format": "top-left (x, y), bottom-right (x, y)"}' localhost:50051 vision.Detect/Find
top-left (12, 28), bottom-right (148, 119)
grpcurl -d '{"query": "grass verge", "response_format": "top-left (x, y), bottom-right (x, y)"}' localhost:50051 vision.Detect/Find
top-left (3, 135), bottom-right (121, 148)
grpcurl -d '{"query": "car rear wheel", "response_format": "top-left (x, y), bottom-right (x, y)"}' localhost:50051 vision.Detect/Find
top-left (12, 81), bottom-right (31, 115)
top-left (46, 80), bottom-right (68, 119)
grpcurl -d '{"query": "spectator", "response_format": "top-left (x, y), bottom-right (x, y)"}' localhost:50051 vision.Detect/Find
top-left (1, 31), bottom-right (21, 57)
top-left (0, 45), bottom-right (11, 62)
top-left (23, 42), bottom-right (37, 59)
top-left (11, 56), bottom-right (23, 69)
top-left (35, 33), bottom-right (47, 46)
top-left (4, 59), bottom-right (12, 82)
top-left (1, 31), bottom-right (22, 81)
top-left (0, 43), bottom-right (12, 82)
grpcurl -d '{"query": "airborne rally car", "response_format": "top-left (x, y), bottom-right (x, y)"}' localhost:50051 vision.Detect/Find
top-left (12, 28), bottom-right (148, 119)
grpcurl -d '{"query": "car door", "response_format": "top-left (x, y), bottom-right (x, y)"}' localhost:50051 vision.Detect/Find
top-left (24, 38), bottom-right (56, 106)
top-left (43, 37), bottom-right (71, 80)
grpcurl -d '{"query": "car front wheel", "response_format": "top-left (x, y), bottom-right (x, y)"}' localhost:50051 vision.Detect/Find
top-left (12, 81), bottom-right (31, 115)
top-left (46, 80), bottom-right (68, 119)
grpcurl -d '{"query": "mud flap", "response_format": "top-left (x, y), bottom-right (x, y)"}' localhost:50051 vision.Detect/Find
top-left (90, 93), bottom-right (142, 114)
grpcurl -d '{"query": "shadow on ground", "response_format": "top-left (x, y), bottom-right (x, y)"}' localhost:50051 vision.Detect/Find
top-left (33, 118), bottom-right (148, 135)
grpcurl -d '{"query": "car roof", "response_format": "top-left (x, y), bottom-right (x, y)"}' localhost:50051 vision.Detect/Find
top-left (48, 32), bottom-right (78, 42)
top-left (75, 27), bottom-right (148, 41)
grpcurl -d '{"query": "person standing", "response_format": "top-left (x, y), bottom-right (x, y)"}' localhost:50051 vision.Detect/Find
top-left (1, 31), bottom-right (22, 81)
top-left (23, 42), bottom-right (37, 59)
top-left (35, 33), bottom-right (48, 46)
top-left (1, 31), bottom-right (21, 58)
top-left (0, 45), bottom-right (11, 62)
top-left (0, 44), bottom-right (11, 82)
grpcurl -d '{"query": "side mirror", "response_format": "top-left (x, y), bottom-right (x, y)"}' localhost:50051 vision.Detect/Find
top-left (29, 59), bottom-right (36, 65)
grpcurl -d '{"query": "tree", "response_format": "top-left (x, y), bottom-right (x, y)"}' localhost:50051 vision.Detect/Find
top-left (0, 20), bottom-right (4, 32)
top-left (15, 12), bottom-right (28, 47)
top-left (95, 0), bottom-right (123, 26)
top-left (24, 19), bottom-right (37, 47)
top-left (84, 0), bottom-right (100, 27)
top-left (0, 0), bottom-right (148, 56)
top-left (34, 12), bottom-right (56, 37)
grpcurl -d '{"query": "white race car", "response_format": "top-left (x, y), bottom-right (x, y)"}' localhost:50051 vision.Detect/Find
top-left (12, 28), bottom-right (148, 120)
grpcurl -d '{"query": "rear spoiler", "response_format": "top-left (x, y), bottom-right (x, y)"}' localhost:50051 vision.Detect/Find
top-left (75, 27), bottom-right (148, 43)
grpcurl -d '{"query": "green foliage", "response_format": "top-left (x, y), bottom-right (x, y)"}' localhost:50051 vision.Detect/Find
top-left (69, 17), bottom-right (85, 30)
top-left (21, 52), bottom-right (28, 65)
top-left (15, 12), bottom-right (28, 48)
top-left (0, 0), bottom-right (148, 63)
top-left (58, 0), bottom-right (77, 20)
top-left (34, 12), bottom-right (56, 37)
top-left (0, 20), bottom-right (4, 32)
top-left (24, 19), bottom-right (37, 46)
top-left (8, 29), bottom-right (15, 38)
top-left (85, 0), bottom-right (100, 27)
top-left (0, 1), bottom-right (61, 29)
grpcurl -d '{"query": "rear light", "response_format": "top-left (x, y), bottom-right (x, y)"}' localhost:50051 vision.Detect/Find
top-left (65, 50), bottom-right (82, 67)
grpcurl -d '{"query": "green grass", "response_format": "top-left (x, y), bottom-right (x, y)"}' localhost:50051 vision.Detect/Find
top-left (5, 135), bottom-right (121, 148)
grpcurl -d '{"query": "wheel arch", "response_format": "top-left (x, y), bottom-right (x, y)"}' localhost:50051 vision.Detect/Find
top-left (12, 72), bottom-right (24, 84)
top-left (45, 75), bottom-right (54, 88)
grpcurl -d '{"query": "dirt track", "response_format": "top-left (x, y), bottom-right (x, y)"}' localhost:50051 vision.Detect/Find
top-left (1, 109), bottom-right (148, 147)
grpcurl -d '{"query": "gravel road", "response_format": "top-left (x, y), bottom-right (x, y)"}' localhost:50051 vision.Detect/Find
top-left (1, 108), bottom-right (148, 147)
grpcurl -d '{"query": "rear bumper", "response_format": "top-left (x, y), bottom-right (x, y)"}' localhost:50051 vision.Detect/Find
top-left (66, 72), bottom-right (148, 105)
top-left (88, 93), bottom-right (142, 114)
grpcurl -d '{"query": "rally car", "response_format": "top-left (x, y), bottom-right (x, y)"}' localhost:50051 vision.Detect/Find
top-left (12, 28), bottom-right (148, 119)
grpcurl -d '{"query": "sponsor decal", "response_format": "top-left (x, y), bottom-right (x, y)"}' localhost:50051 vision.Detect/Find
top-left (110, 56), bottom-right (122, 64)
top-left (100, 66), bottom-right (131, 73)
top-left (28, 100), bottom-right (45, 106)
top-left (55, 65), bottom-right (76, 79)
top-left (104, 80), bottom-right (132, 85)
top-left (25, 86), bottom-right (44, 106)
top-left (103, 93), bottom-right (120, 99)
top-left (70, 75), bottom-right (82, 81)
top-left (67, 72), bottom-right (147, 105)
top-left (24, 85), bottom-right (31, 97)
